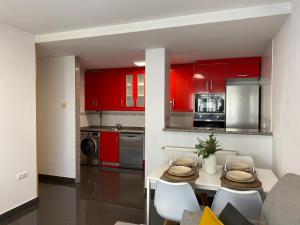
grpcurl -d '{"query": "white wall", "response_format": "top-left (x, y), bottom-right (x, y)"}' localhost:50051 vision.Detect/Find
top-left (0, 23), bottom-right (37, 215)
top-left (37, 56), bottom-right (77, 179)
top-left (260, 42), bottom-right (273, 132)
top-left (145, 48), bottom-right (273, 177)
top-left (272, 0), bottom-right (300, 177)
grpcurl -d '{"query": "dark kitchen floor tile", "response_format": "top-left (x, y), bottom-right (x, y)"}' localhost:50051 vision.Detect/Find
top-left (0, 166), bottom-right (158, 225)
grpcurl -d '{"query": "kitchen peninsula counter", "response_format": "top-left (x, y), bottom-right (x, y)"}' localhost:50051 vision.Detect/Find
top-left (163, 126), bottom-right (272, 136)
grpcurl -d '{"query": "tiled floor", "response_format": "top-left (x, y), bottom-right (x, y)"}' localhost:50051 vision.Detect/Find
top-left (0, 166), bottom-right (164, 225)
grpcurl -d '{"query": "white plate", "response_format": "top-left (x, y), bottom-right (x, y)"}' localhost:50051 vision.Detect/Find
top-left (227, 162), bottom-right (252, 171)
top-left (175, 158), bottom-right (196, 167)
top-left (168, 166), bottom-right (192, 176)
top-left (226, 170), bottom-right (253, 181)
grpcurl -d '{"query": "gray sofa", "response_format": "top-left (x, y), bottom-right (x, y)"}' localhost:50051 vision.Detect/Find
top-left (181, 173), bottom-right (300, 225)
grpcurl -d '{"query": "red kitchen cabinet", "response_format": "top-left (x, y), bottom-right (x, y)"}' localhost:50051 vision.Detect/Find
top-left (194, 63), bottom-right (226, 93)
top-left (85, 67), bottom-right (145, 111)
top-left (124, 68), bottom-right (145, 111)
top-left (197, 57), bottom-right (261, 80)
top-left (85, 71), bottom-right (101, 111)
top-left (226, 61), bottom-right (261, 79)
top-left (210, 64), bottom-right (226, 93)
top-left (193, 64), bottom-right (211, 93)
top-left (100, 69), bottom-right (125, 111)
top-left (170, 64), bottom-right (194, 112)
top-left (100, 131), bottom-right (119, 167)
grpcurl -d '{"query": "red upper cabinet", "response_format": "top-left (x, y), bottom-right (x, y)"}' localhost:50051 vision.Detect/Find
top-left (194, 63), bottom-right (226, 93)
top-left (100, 131), bottom-right (120, 166)
top-left (84, 67), bottom-right (144, 111)
top-left (170, 64), bottom-right (194, 112)
top-left (193, 64), bottom-right (211, 93)
top-left (85, 71), bottom-right (101, 111)
top-left (226, 62), bottom-right (261, 79)
top-left (209, 64), bottom-right (226, 93)
top-left (100, 69), bottom-right (125, 111)
top-left (124, 68), bottom-right (145, 111)
top-left (226, 57), bottom-right (261, 79)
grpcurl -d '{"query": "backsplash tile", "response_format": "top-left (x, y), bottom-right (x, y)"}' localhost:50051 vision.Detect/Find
top-left (169, 112), bottom-right (193, 128)
top-left (80, 111), bottom-right (145, 127)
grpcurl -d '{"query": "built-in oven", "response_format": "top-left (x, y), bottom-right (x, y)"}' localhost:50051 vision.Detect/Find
top-left (193, 93), bottom-right (225, 128)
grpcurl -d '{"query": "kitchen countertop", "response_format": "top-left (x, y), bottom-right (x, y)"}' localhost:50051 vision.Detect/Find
top-left (163, 126), bottom-right (272, 136)
top-left (80, 126), bottom-right (145, 134)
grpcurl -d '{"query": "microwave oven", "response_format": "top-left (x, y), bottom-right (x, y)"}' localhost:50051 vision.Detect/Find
top-left (194, 93), bottom-right (225, 113)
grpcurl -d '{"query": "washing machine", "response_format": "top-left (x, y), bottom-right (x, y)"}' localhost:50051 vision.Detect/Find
top-left (80, 131), bottom-right (100, 166)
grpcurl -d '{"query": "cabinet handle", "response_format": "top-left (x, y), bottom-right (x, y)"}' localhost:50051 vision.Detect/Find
top-left (120, 99), bottom-right (123, 107)
top-left (92, 100), bottom-right (95, 106)
top-left (211, 81), bottom-right (213, 90)
top-left (237, 74), bottom-right (248, 77)
top-left (172, 98), bottom-right (175, 108)
top-left (95, 99), bottom-right (98, 106)
top-left (206, 81), bottom-right (208, 91)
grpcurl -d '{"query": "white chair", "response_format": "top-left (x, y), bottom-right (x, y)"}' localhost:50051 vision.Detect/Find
top-left (225, 155), bottom-right (255, 171)
top-left (154, 179), bottom-right (201, 223)
top-left (215, 150), bottom-right (238, 165)
top-left (211, 187), bottom-right (262, 220)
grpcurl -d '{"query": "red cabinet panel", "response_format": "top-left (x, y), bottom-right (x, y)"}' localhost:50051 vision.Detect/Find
top-left (170, 64), bottom-right (194, 112)
top-left (210, 64), bottom-right (226, 93)
top-left (134, 68), bottom-right (145, 111)
top-left (194, 64), bottom-right (226, 93)
top-left (100, 131), bottom-right (119, 165)
top-left (85, 71), bottom-right (100, 111)
top-left (197, 57), bottom-right (261, 80)
top-left (226, 62), bottom-right (261, 79)
top-left (100, 69), bottom-right (124, 110)
top-left (193, 64), bottom-right (211, 93)
top-left (123, 68), bottom-right (145, 111)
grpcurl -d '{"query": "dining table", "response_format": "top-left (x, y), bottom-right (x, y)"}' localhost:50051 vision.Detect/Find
top-left (146, 163), bottom-right (278, 225)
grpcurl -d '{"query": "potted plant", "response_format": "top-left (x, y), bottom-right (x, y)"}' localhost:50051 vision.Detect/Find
top-left (195, 133), bottom-right (220, 174)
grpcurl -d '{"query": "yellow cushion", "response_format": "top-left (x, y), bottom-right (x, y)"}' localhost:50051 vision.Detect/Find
top-left (199, 207), bottom-right (224, 225)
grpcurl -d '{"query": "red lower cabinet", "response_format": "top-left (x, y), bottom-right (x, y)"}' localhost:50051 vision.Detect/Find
top-left (100, 131), bottom-right (119, 167)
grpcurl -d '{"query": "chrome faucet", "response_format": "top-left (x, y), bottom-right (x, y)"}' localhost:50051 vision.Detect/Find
top-left (115, 123), bottom-right (122, 130)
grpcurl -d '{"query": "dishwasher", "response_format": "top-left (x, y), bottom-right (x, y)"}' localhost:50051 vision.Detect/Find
top-left (120, 133), bottom-right (144, 170)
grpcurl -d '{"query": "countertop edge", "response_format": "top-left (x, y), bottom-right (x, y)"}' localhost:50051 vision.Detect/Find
top-left (80, 126), bottom-right (145, 134)
top-left (163, 127), bottom-right (273, 136)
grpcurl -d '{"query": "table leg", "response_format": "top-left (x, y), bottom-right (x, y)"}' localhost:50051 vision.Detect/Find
top-left (146, 178), bottom-right (150, 225)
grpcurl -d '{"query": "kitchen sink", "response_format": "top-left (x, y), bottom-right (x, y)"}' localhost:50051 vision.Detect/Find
top-left (101, 126), bottom-right (120, 131)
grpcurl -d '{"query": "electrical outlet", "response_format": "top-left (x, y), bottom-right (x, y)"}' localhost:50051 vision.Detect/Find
top-left (17, 171), bottom-right (28, 180)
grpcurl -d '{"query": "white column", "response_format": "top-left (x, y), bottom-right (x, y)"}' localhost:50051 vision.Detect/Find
top-left (145, 48), bottom-right (170, 177)
top-left (145, 48), bottom-right (170, 225)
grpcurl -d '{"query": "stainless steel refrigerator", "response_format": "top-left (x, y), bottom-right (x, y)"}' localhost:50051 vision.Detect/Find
top-left (226, 85), bottom-right (259, 129)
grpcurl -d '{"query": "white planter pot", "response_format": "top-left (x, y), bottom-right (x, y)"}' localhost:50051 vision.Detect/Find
top-left (204, 154), bottom-right (217, 174)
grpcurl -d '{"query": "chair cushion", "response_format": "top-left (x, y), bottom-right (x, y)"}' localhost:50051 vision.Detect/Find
top-left (262, 173), bottom-right (300, 225)
top-left (219, 203), bottom-right (254, 225)
top-left (199, 207), bottom-right (224, 225)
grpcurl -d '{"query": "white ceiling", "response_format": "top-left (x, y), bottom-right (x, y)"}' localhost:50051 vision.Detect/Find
top-left (37, 14), bottom-right (288, 69)
top-left (0, 0), bottom-right (290, 34)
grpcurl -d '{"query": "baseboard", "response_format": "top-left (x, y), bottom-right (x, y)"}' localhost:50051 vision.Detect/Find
top-left (0, 197), bottom-right (38, 221)
top-left (38, 174), bottom-right (76, 185)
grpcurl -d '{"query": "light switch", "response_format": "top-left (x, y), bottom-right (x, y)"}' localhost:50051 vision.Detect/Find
top-left (62, 102), bottom-right (67, 108)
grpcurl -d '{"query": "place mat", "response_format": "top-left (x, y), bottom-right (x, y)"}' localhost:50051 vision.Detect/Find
top-left (220, 168), bottom-right (262, 191)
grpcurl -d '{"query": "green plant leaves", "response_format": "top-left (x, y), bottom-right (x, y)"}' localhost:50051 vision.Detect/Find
top-left (195, 133), bottom-right (220, 159)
